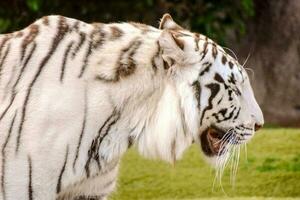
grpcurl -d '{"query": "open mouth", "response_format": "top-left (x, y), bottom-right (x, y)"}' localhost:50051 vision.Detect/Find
top-left (200, 126), bottom-right (229, 157)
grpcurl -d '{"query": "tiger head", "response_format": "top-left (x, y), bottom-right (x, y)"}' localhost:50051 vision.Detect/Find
top-left (158, 14), bottom-right (264, 166)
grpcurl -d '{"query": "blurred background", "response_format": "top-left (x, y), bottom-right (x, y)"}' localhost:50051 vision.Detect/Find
top-left (1, 0), bottom-right (299, 199)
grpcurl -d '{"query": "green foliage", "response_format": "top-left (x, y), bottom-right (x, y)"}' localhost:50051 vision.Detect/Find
top-left (257, 154), bottom-right (300, 172)
top-left (111, 128), bottom-right (300, 199)
top-left (0, 0), bottom-right (254, 44)
top-left (26, 0), bottom-right (41, 12)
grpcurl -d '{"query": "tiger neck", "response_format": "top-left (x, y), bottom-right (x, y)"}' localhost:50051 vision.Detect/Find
top-left (132, 80), bottom-right (195, 163)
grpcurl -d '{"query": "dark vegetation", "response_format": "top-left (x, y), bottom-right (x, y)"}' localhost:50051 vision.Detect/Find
top-left (0, 0), bottom-right (254, 44)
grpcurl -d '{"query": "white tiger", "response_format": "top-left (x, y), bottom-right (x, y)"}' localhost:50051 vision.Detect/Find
top-left (0, 14), bottom-right (264, 200)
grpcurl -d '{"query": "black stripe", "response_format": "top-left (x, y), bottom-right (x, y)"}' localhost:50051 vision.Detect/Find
top-left (0, 44), bottom-right (11, 80)
top-left (94, 113), bottom-right (120, 171)
top-left (212, 43), bottom-right (218, 59)
top-left (78, 26), bottom-right (106, 78)
top-left (228, 61), bottom-right (234, 69)
top-left (95, 39), bottom-right (142, 82)
top-left (110, 26), bottom-right (123, 40)
top-left (130, 22), bottom-right (150, 33)
top-left (0, 35), bottom-right (11, 60)
top-left (213, 107), bottom-right (236, 123)
top-left (212, 111), bottom-right (222, 122)
top-left (42, 16), bottom-right (49, 26)
top-left (0, 43), bottom-right (36, 123)
top-left (228, 73), bottom-right (236, 84)
top-left (151, 56), bottom-right (158, 74)
top-left (222, 55), bottom-right (227, 65)
top-left (85, 112), bottom-right (115, 177)
top-left (217, 96), bottom-right (223, 105)
top-left (72, 32), bottom-right (86, 58)
top-left (199, 62), bottom-right (212, 76)
top-left (21, 25), bottom-right (39, 62)
top-left (3, 63), bottom-right (17, 98)
top-left (192, 81), bottom-right (201, 110)
top-left (56, 145), bottom-right (69, 194)
top-left (228, 89), bottom-right (233, 101)
top-left (73, 21), bottom-right (80, 32)
top-left (14, 42), bottom-right (37, 90)
top-left (233, 107), bottom-right (241, 120)
top-left (241, 125), bottom-right (252, 131)
top-left (170, 33), bottom-right (184, 50)
top-left (28, 156), bottom-right (33, 200)
top-left (0, 94), bottom-right (16, 123)
top-left (60, 41), bottom-right (74, 82)
top-left (96, 113), bottom-right (120, 164)
top-left (214, 73), bottom-right (225, 83)
top-left (219, 108), bottom-right (228, 117)
top-left (16, 31), bottom-right (24, 38)
top-left (72, 89), bottom-right (88, 171)
top-left (99, 113), bottom-right (120, 145)
top-left (194, 33), bottom-right (200, 51)
top-left (151, 41), bottom-right (160, 74)
top-left (78, 40), bottom-right (92, 78)
top-left (224, 107), bottom-right (236, 121)
top-left (200, 38), bottom-right (208, 60)
top-left (16, 17), bottom-right (69, 153)
top-left (1, 110), bottom-right (17, 200)
top-left (85, 139), bottom-right (96, 178)
top-left (115, 39), bottom-right (142, 79)
top-left (163, 60), bottom-right (170, 70)
top-left (200, 83), bottom-right (220, 125)
top-left (84, 110), bottom-right (119, 177)
top-left (180, 105), bottom-right (188, 136)
top-left (128, 135), bottom-right (135, 148)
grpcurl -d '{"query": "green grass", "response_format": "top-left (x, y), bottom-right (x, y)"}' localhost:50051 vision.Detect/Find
top-left (110, 128), bottom-right (300, 200)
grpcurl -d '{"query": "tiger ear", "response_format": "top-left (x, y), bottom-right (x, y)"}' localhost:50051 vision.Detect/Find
top-left (158, 30), bottom-right (185, 67)
top-left (159, 13), bottom-right (184, 30)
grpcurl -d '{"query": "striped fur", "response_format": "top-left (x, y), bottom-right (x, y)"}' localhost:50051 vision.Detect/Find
top-left (0, 14), bottom-right (263, 200)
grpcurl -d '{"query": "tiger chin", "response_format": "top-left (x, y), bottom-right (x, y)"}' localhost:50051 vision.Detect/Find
top-left (0, 13), bottom-right (263, 200)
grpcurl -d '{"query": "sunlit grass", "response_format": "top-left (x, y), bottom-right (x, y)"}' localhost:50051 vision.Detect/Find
top-left (111, 128), bottom-right (300, 200)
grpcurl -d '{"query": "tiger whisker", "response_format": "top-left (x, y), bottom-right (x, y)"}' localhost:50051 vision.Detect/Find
top-left (213, 125), bottom-right (243, 192)
top-left (235, 145), bottom-right (241, 183)
top-left (229, 145), bottom-right (235, 184)
top-left (222, 46), bottom-right (238, 60)
top-left (213, 129), bottom-right (233, 145)
top-left (213, 133), bottom-right (235, 191)
top-left (242, 52), bottom-right (251, 68)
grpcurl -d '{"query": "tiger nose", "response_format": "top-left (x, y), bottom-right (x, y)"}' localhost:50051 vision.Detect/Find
top-left (255, 124), bottom-right (262, 131)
